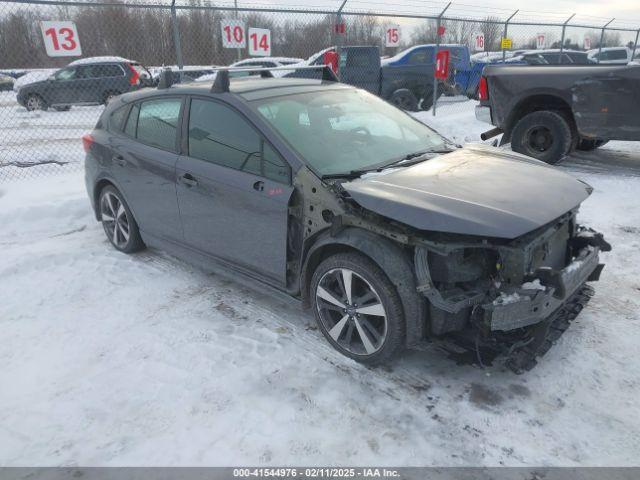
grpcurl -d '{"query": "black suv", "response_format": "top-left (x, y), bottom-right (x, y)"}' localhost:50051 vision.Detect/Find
top-left (17, 59), bottom-right (152, 111)
top-left (84, 69), bottom-right (608, 370)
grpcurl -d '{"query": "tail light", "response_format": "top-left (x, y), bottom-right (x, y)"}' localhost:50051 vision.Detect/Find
top-left (127, 63), bottom-right (140, 86)
top-left (82, 133), bottom-right (94, 153)
top-left (478, 76), bottom-right (489, 101)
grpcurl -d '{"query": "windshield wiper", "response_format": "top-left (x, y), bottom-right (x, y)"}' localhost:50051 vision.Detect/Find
top-left (321, 146), bottom-right (458, 181)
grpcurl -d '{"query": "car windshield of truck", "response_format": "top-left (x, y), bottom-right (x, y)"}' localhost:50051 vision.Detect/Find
top-left (253, 88), bottom-right (448, 177)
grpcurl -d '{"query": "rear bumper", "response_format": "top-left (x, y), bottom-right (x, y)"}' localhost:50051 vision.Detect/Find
top-left (475, 105), bottom-right (492, 124)
top-left (483, 246), bottom-right (602, 331)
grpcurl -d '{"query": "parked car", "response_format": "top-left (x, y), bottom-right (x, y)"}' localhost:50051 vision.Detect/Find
top-left (288, 45), bottom-right (470, 110)
top-left (0, 74), bottom-right (14, 92)
top-left (476, 64), bottom-right (640, 163)
top-left (16, 57), bottom-right (153, 111)
top-left (587, 47), bottom-right (631, 64)
top-left (83, 69), bottom-right (609, 372)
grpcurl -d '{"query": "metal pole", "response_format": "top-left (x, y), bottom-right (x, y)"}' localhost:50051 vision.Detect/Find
top-left (170, 0), bottom-right (183, 81)
top-left (234, 0), bottom-right (241, 62)
top-left (502, 10), bottom-right (518, 63)
top-left (431, 2), bottom-right (451, 116)
top-left (335, 0), bottom-right (348, 78)
top-left (632, 29), bottom-right (640, 60)
top-left (559, 14), bottom-right (575, 63)
top-left (597, 18), bottom-right (615, 64)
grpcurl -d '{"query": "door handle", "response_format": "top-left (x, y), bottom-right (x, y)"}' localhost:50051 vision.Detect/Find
top-left (253, 180), bottom-right (264, 192)
top-left (113, 155), bottom-right (126, 166)
top-left (180, 173), bottom-right (199, 187)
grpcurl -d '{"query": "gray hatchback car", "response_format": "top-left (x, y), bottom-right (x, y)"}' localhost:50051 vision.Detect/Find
top-left (84, 69), bottom-right (609, 371)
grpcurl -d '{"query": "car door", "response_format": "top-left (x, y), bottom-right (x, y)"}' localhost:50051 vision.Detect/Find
top-left (175, 97), bottom-right (293, 285)
top-left (109, 96), bottom-right (184, 241)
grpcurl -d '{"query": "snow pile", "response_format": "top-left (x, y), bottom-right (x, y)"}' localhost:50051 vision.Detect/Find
top-left (521, 279), bottom-right (546, 291)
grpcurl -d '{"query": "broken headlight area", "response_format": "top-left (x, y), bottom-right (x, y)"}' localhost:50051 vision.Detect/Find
top-left (414, 219), bottom-right (609, 372)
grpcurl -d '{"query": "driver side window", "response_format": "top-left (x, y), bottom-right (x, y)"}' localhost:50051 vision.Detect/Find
top-left (188, 98), bottom-right (290, 184)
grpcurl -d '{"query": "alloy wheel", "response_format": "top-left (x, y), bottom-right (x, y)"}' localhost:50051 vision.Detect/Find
top-left (100, 191), bottom-right (130, 248)
top-left (315, 268), bottom-right (387, 356)
top-left (26, 95), bottom-right (42, 111)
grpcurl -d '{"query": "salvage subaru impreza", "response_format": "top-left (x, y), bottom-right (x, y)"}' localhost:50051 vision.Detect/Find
top-left (84, 67), bottom-right (610, 372)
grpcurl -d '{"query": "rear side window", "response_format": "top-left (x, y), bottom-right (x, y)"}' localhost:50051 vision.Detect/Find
top-left (608, 49), bottom-right (628, 60)
top-left (91, 64), bottom-right (125, 78)
top-left (188, 98), bottom-right (290, 183)
top-left (344, 50), bottom-right (374, 67)
top-left (136, 98), bottom-right (182, 151)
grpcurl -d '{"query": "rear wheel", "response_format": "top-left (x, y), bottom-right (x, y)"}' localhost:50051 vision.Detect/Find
top-left (311, 252), bottom-right (405, 365)
top-left (99, 186), bottom-right (145, 253)
top-left (389, 88), bottom-right (418, 111)
top-left (511, 110), bottom-right (573, 164)
top-left (25, 94), bottom-right (47, 111)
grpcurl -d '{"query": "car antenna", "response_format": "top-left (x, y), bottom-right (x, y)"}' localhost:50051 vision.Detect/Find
top-left (157, 67), bottom-right (174, 89)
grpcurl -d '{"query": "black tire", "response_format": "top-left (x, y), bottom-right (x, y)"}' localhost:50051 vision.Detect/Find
top-left (98, 185), bottom-right (145, 253)
top-left (25, 94), bottom-right (47, 111)
top-left (389, 88), bottom-right (419, 112)
top-left (511, 110), bottom-right (573, 164)
top-left (576, 138), bottom-right (608, 151)
top-left (420, 84), bottom-right (444, 111)
top-left (54, 106), bottom-right (71, 112)
top-left (310, 252), bottom-right (405, 365)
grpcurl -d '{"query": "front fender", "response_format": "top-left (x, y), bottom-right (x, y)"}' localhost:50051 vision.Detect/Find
top-left (301, 227), bottom-right (427, 346)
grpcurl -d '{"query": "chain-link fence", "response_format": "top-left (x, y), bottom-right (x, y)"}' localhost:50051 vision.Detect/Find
top-left (1, 0), bottom-right (639, 182)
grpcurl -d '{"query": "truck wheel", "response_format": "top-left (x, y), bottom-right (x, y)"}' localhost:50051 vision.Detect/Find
top-left (511, 111), bottom-right (573, 164)
top-left (576, 138), bottom-right (609, 151)
top-left (390, 89), bottom-right (418, 111)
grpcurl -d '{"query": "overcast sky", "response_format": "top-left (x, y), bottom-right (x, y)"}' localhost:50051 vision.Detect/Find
top-left (234, 0), bottom-right (640, 29)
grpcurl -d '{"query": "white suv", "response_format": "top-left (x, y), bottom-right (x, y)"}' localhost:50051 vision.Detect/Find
top-left (587, 47), bottom-right (631, 64)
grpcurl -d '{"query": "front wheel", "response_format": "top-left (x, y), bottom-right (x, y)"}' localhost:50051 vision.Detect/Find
top-left (25, 94), bottom-right (47, 111)
top-left (310, 252), bottom-right (405, 365)
top-left (99, 186), bottom-right (145, 253)
top-left (511, 110), bottom-right (573, 164)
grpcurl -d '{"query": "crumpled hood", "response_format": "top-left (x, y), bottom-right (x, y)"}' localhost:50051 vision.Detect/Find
top-left (342, 144), bottom-right (591, 239)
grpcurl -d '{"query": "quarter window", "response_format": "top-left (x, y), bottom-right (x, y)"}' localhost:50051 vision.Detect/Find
top-left (109, 105), bottom-right (129, 132)
top-left (124, 104), bottom-right (139, 137)
top-left (188, 98), bottom-right (290, 183)
top-left (136, 98), bottom-right (182, 151)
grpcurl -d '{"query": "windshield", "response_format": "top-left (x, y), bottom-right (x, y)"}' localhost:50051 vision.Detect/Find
top-left (253, 88), bottom-right (447, 176)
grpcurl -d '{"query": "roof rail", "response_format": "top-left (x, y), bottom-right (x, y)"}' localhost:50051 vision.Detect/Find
top-left (210, 65), bottom-right (339, 93)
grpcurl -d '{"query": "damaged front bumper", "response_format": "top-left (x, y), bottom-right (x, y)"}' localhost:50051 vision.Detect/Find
top-left (484, 245), bottom-right (604, 331)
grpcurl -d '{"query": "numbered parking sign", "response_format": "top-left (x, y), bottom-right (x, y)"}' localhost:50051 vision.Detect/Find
top-left (40, 21), bottom-right (82, 57)
top-left (536, 33), bottom-right (546, 50)
top-left (248, 28), bottom-right (271, 56)
top-left (221, 19), bottom-right (246, 48)
top-left (385, 25), bottom-right (401, 47)
top-left (474, 33), bottom-right (485, 52)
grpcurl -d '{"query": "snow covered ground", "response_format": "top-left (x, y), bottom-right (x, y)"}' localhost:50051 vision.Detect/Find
top-left (1, 92), bottom-right (640, 466)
